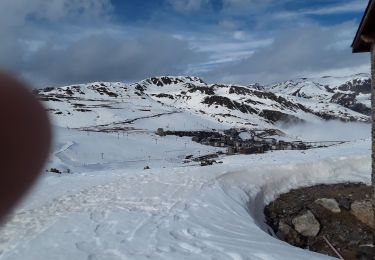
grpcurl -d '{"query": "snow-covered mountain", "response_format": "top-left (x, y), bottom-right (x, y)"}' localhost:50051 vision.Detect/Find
top-left (2, 75), bottom-right (371, 260)
top-left (267, 74), bottom-right (371, 117)
top-left (35, 74), bottom-right (371, 132)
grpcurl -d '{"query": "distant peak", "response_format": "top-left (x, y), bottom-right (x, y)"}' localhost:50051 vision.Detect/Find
top-left (247, 83), bottom-right (264, 90)
top-left (138, 76), bottom-right (206, 87)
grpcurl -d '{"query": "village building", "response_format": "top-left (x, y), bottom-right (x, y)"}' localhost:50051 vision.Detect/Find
top-left (157, 128), bottom-right (314, 155)
top-left (227, 146), bottom-right (236, 155)
top-left (263, 138), bottom-right (277, 145)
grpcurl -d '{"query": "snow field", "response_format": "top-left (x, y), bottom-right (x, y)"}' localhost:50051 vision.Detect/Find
top-left (0, 129), bottom-right (370, 259)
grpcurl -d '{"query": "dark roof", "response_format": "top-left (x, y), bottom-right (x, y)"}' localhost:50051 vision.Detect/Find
top-left (352, 0), bottom-right (375, 53)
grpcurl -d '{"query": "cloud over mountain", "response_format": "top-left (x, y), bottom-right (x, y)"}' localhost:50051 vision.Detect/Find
top-left (0, 0), bottom-right (370, 87)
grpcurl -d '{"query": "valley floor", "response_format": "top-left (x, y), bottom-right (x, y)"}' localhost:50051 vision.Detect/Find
top-left (0, 129), bottom-right (371, 260)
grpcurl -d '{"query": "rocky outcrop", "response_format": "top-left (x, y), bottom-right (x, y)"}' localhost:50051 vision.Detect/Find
top-left (152, 93), bottom-right (175, 99)
top-left (88, 85), bottom-right (118, 97)
top-left (337, 78), bottom-right (371, 94)
top-left (265, 183), bottom-right (374, 259)
top-left (260, 110), bottom-right (304, 124)
top-left (315, 198), bottom-right (341, 213)
top-left (336, 197), bottom-right (351, 210)
top-left (276, 221), bottom-right (306, 247)
top-left (188, 86), bottom-right (215, 95)
top-left (202, 96), bottom-right (258, 114)
top-left (292, 210), bottom-right (320, 237)
top-left (142, 76), bottom-right (205, 87)
top-left (350, 200), bottom-right (374, 229)
top-left (330, 92), bottom-right (371, 116)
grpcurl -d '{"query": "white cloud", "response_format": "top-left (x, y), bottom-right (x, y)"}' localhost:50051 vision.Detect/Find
top-left (275, 0), bottom-right (367, 20)
top-left (25, 31), bottom-right (206, 86)
top-left (166, 0), bottom-right (209, 12)
top-left (188, 33), bottom-right (273, 68)
top-left (233, 31), bottom-right (246, 40)
top-left (0, 0), bottom-right (114, 86)
top-left (0, 0), bottom-right (208, 87)
top-left (303, 0), bottom-right (367, 16)
top-left (0, 0), bottom-right (370, 87)
top-left (220, 0), bottom-right (292, 15)
top-left (219, 20), bottom-right (241, 30)
top-left (204, 21), bottom-right (370, 85)
top-left (0, 0), bottom-right (112, 29)
top-left (0, 0), bottom-right (114, 52)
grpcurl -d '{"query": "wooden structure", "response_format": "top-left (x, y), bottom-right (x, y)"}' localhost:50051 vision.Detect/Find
top-left (352, 0), bottom-right (375, 239)
top-left (352, 0), bottom-right (375, 53)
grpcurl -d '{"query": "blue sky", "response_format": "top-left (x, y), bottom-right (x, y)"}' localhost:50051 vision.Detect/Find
top-left (0, 0), bottom-right (370, 87)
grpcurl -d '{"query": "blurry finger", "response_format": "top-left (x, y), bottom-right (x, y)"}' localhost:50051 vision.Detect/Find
top-left (0, 72), bottom-right (51, 219)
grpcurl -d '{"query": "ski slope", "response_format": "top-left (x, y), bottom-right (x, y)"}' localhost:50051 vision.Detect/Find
top-left (0, 74), bottom-right (371, 259)
top-left (0, 127), bottom-right (370, 260)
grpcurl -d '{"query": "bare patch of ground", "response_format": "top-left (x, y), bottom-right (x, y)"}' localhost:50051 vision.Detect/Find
top-left (264, 183), bottom-right (374, 259)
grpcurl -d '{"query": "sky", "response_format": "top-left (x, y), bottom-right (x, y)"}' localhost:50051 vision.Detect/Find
top-left (0, 0), bottom-right (371, 87)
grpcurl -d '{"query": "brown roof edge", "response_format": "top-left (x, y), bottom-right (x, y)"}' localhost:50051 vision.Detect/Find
top-left (352, 0), bottom-right (375, 53)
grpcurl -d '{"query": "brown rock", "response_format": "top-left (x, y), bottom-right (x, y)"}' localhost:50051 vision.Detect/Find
top-left (350, 200), bottom-right (374, 229)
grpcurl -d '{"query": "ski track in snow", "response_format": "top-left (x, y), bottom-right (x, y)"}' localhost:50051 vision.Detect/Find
top-left (0, 123), bottom-right (370, 260)
top-left (12, 75), bottom-right (371, 259)
top-left (1, 147), bottom-right (369, 259)
top-left (0, 170), bottom-right (211, 259)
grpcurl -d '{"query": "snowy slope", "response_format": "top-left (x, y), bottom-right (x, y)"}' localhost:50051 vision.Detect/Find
top-left (269, 79), bottom-right (332, 100)
top-left (0, 74), bottom-right (370, 260)
top-left (35, 74), bottom-right (371, 133)
top-left (267, 74), bottom-right (371, 119)
top-left (0, 129), bottom-right (369, 259)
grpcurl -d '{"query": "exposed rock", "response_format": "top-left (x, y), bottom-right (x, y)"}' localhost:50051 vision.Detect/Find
top-left (350, 200), bottom-right (374, 228)
top-left (292, 210), bottom-right (320, 237)
top-left (200, 159), bottom-right (216, 166)
top-left (152, 93), bottom-right (175, 99)
top-left (49, 168), bottom-right (62, 174)
top-left (143, 76), bottom-right (205, 87)
top-left (135, 84), bottom-right (146, 92)
top-left (265, 183), bottom-right (373, 259)
top-left (337, 78), bottom-right (371, 94)
top-left (330, 92), bottom-right (371, 116)
top-left (229, 85), bottom-right (253, 96)
top-left (276, 221), bottom-right (306, 247)
top-left (188, 86), bottom-right (215, 95)
top-left (315, 198), bottom-right (341, 213)
top-left (202, 96), bottom-right (258, 114)
top-left (336, 197), bottom-right (352, 210)
top-left (260, 110), bottom-right (304, 124)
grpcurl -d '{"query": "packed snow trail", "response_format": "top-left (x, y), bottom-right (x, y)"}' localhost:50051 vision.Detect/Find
top-left (0, 139), bottom-right (370, 260)
top-left (0, 170), bottom-right (324, 260)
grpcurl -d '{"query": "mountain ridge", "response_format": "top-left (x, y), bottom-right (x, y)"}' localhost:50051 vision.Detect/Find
top-left (35, 74), bottom-right (371, 131)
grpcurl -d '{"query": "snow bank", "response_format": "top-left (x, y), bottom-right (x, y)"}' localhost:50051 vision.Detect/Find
top-left (219, 154), bottom-right (370, 229)
top-left (0, 131), bottom-right (370, 259)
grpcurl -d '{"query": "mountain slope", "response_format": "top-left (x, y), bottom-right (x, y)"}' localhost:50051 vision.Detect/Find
top-left (35, 74), bottom-right (371, 132)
